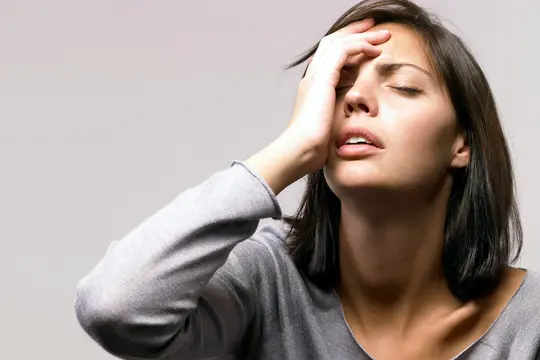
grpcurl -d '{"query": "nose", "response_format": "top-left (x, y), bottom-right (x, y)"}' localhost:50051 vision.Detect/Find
top-left (343, 86), bottom-right (378, 118)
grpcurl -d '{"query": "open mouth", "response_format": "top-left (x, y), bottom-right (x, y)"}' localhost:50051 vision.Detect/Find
top-left (336, 128), bottom-right (383, 158)
top-left (343, 136), bottom-right (374, 146)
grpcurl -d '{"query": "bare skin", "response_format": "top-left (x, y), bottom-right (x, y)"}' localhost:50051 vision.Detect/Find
top-left (245, 20), bottom-right (525, 359)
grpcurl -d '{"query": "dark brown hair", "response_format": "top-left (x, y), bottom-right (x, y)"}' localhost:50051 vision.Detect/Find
top-left (282, 0), bottom-right (522, 302)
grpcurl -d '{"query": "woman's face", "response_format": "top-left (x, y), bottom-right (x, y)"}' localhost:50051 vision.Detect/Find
top-left (324, 23), bottom-right (470, 198)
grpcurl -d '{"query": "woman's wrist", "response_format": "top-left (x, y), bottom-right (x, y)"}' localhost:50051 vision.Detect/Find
top-left (245, 131), bottom-right (311, 196)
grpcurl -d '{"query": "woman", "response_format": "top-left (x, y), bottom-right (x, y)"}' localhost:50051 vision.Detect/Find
top-left (75, 0), bottom-right (540, 359)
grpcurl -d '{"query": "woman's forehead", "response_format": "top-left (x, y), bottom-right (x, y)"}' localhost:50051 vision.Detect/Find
top-left (369, 23), bottom-right (432, 71)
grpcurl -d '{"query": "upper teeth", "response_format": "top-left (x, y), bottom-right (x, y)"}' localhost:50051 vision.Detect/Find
top-left (345, 136), bottom-right (372, 145)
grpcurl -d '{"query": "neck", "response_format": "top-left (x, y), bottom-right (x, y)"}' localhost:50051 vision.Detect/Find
top-left (336, 184), bottom-right (461, 334)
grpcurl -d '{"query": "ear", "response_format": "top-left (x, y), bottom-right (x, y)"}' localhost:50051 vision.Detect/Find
top-left (450, 130), bottom-right (470, 169)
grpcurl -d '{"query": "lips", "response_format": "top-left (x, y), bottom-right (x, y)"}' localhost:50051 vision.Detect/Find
top-left (336, 126), bottom-right (384, 149)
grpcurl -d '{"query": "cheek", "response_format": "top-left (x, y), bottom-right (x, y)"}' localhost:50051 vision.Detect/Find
top-left (383, 103), bottom-right (456, 167)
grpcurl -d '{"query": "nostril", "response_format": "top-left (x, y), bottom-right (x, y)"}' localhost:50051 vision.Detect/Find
top-left (358, 103), bottom-right (369, 113)
top-left (346, 102), bottom-right (370, 114)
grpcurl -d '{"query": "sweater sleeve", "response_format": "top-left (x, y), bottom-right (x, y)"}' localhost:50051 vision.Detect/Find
top-left (74, 161), bottom-right (283, 359)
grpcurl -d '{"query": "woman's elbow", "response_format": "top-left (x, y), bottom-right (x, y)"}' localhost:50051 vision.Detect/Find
top-left (74, 282), bottom-right (180, 359)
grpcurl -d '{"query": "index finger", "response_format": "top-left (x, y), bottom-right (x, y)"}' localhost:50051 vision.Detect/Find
top-left (334, 18), bottom-right (376, 36)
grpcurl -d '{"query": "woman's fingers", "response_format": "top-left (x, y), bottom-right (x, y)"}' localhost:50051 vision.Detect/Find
top-left (305, 30), bottom-right (391, 81)
top-left (334, 18), bottom-right (376, 35)
top-left (347, 30), bottom-right (392, 45)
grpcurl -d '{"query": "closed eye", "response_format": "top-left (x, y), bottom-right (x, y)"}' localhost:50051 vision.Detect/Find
top-left (391, 86), bottom-right (422, 96)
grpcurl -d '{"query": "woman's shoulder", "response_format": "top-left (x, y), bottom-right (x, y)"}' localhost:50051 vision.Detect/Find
top-left (497, 268), bottom-right (540, 322)
top-left (216, 219), bottom-right (296, 281)
top-left (476, 268), bottom-right (540, 353)
top-left (231, 219), bottom-right (293, 265)
top-left (515, 268), bottom-right (540, 308)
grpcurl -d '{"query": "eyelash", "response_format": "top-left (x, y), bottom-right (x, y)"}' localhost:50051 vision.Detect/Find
top-left (335, 86), bottom-right (422, 97)
top-left (391, 86), bottom-right (422, 96)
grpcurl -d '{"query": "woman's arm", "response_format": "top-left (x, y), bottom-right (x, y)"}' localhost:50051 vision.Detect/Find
top-left (74, 18), bottom-right (388, 358)
top-left (74, 161), bottom-right (283, 360)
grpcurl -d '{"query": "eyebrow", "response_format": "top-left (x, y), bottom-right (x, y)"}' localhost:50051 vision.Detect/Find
top-left (341, 62), bottom-right (432, 78)
top-left (377, 62), bottom-right (432, 78)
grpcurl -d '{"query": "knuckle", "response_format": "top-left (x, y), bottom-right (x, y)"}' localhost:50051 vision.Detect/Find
top-left (319, 36), bottom-right (331, 47)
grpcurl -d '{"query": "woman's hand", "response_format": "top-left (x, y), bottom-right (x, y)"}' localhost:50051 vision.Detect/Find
top-left (246, 19), bottom-right (390, 195)
top-left (283, 19), bottom-right (390, 175)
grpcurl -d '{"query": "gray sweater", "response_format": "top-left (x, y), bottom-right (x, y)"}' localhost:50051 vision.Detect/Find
top-left (75, 161), bottom-right (540, 360)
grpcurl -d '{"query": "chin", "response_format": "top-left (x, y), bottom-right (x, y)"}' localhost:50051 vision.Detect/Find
top-left (323, 159), bottom-right (386, 195)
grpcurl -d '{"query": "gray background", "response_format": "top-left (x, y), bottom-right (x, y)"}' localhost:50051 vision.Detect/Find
top-left (1, 0), bottom-right (538, 359)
